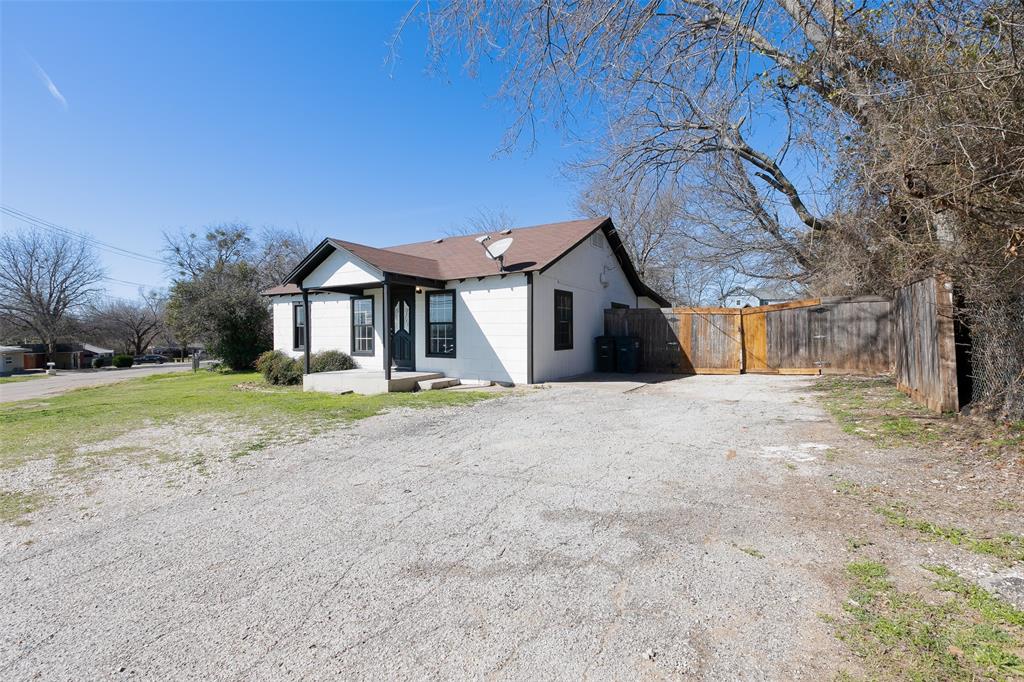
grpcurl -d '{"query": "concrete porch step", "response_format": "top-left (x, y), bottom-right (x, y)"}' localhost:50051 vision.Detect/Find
top-left (417, 377), bottom-right (461, 391)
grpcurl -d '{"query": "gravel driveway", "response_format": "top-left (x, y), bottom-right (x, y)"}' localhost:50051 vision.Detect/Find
top-left (0, 375), bottom-right (856, 680)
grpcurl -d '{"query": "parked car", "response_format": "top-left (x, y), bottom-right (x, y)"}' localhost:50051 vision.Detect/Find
top-left (134, 354), bottom-right (171, 364)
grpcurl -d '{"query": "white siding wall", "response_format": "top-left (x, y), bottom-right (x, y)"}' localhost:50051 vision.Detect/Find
top-left (271, 290), bottom-right (385, 370)
top-left (1, 351), bottom-right (25, 374)
top-left (272, 295), bottom-right (303, 359)
top-left (415, 275), bottom-right (529, 384)
top-left (638, 296), bottom-right (662, 309)
top-left (352, 288), bottom-right (386, 369)
top-left (532, 230), bottom-right (639, 382)
top-left (302, 249), bottom-right (382, 288)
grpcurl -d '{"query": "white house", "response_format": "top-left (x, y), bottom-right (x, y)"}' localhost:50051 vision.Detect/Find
top-left (263, 217), bottom-right (668, 392)
top-left (0, 346), bottom-right (28, 376)
top-left (725, 287), bottom-right (796, 308)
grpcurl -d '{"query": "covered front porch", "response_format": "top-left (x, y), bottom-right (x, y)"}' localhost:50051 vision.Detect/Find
top-left (295, 277), bottom-right (438, 394)
top-left (303, 369), bottom-right (454, 395)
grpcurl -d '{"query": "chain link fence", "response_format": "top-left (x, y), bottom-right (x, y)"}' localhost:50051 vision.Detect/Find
top-left (964, 297), bottom-right (1024, 420)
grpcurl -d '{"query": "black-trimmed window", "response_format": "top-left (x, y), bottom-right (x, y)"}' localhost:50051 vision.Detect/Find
top-left (351, 296), bottom-right (374, 356)
top-left (554, 289), bottom-right (573, 350)
top-left (292, 302), bottom-right (306, 351)
top-left (426, 290), bottom-right (456, 357)
top-left (611, 302), bottom-right (630, 309)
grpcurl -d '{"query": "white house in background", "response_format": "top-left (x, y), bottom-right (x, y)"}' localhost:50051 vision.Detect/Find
top-left (0, 346), bottom-right (28, 376)
top-left (725, 287), bottom-right (796, 308)
top-left (263, 217), bottom-right (668, 392)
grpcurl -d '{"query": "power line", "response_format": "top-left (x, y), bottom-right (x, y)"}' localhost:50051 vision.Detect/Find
top-left (102, 275), bottom-right (165, 290)
top-left (0, 205), bottom-right (169, 266)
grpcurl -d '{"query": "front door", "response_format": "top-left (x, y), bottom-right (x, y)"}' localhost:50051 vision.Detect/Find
top-left (391, 289), bottom-right (415, 370)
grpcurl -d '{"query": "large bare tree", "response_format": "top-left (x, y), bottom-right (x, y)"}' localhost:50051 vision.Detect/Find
top-left (0, 228), bottom-right (105, 356)
top-left (87, 292), bottom-right (166, 355)
top-left (408, 0), bottom-right (1024, 414)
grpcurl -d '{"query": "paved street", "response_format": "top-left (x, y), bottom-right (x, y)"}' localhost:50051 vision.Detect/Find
top-left (0, 364), bottom-right (195, 403)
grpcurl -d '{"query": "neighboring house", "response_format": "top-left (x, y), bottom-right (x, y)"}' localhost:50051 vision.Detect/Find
top-left (725, 287), bottom-right (796, 308)
top-left (263, 217), bottom-right (668, 387)
top-left (80, 343), bottom-right (114, 364)
top-left (21, 343), bottom-right (84, 370)
top-left (0, 346), bottom-right (28, 376)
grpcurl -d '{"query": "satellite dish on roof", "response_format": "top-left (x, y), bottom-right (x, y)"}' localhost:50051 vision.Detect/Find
top-left (484, 237), bottom-right (513, 260)
top-left (475, 235), bottom-right (514, 271)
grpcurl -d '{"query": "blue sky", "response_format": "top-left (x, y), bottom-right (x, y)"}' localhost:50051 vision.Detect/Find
top-left (0, 1), bottom-right (583, 297)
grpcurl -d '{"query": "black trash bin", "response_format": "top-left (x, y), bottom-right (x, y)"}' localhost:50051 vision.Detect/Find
top-left (615, 336), bottom-right (641, 373)
top-left (594, 336), bottom-right (616, 373)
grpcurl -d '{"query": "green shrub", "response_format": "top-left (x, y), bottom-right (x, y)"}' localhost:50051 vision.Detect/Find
top-left (90, 356), bottom-right (107, 369)
top-left (255, 350), bottom-right (302, 385)
top-left (310, 350), bottom-right (356, 373)
top-left (112, 354), bottom-right (134, 368)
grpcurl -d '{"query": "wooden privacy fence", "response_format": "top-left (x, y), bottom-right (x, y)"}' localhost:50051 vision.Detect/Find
top-left (606, 285), bottom-right (961, 413)
top-left (604, 307), bottom-right (743, 374)
top-left (742, 297), bottom-right (892, 374)
top-left (604, 296), bottom-right (893, 376)
top-left (892, 275), bottom-right (959, 413)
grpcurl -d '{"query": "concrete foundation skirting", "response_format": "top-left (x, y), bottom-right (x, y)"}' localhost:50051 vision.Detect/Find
top-left (303, 370), bottom-right (444, 395)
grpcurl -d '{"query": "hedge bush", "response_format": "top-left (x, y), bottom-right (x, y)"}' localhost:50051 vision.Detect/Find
top-left (112, 354), bottom-right (134, 368)
top-left (91, 356), bottom-right (107, 369)
top-left (256, 350), bottom-right (302, 386)
top-left (310, 350), bottom-right (356, 373)
top-left (257, 349), bottom-right (358, 385)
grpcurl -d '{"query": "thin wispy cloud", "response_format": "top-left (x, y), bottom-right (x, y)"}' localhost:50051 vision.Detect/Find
top-left (27, 54), bottom-right (68, 110)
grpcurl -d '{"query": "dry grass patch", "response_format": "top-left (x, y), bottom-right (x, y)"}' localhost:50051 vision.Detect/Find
top-left (0, 370), bottom-right (497, 523)
top-left (827, 561), bottom-right (1024, 681)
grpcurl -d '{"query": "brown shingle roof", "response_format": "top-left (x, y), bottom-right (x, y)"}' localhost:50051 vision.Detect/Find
top-left (263, 217), bottom-right (668, 305)
top-left (263, 283), bottom-right (302, 295)
top-left (380, 218), bottom-right (605, 280)
top-left (328, 239), bottom-right (445, 280)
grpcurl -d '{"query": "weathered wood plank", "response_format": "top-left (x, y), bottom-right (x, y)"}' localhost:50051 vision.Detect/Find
top-left (892, 275), bottom-right (959, 413)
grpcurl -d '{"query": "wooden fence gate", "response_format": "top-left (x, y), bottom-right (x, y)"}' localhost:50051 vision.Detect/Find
top-left (604, 307), bottom-right (742, 374)
top-left (604, 296), bottom-right (893, 376)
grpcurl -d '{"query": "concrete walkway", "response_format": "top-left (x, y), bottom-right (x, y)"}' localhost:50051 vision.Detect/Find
top-left (0, 363), bottom-right (195, 403)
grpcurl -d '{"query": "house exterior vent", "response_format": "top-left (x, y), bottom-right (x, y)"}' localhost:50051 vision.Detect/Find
top-left (590, 232), bottom-right (604, 249)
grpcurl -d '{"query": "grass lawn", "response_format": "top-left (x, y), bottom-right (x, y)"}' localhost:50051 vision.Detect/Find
top-left (828, 561), bottom-right (1024, 680)
top-left (811, 376), bottom-right (948, 447)
top-left (0, 369), bottom-right (495, 474)
top-left (812, 376), bottom-right (1024, 456)
top-left (0, 373), bottom-right (47, 385)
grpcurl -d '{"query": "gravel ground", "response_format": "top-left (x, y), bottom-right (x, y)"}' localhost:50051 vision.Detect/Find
top-left (1, 375), bottom-right (863, 680)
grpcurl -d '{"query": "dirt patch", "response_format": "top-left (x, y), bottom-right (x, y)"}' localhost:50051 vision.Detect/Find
top-left (775, 375), bottom-right (1024, 679)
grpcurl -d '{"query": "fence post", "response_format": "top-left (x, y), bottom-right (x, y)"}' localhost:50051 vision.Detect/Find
top-left (935, 275), bottom-right (960, 413)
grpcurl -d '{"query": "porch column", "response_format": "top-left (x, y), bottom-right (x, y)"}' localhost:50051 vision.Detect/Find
top-left (381, 281), bottom-right (392, 381)
top-left (301, 288), bottom-right (311, 375)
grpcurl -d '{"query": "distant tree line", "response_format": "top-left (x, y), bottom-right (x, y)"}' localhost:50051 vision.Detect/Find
top-left (0, 224), bottom-right (310, 369)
